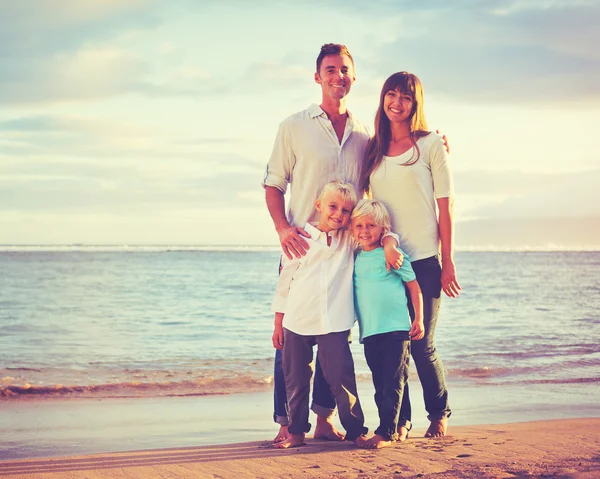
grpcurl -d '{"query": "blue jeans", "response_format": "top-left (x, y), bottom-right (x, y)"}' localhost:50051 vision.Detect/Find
top-left (399, 255), bottom-right (451, 424)
top-left (364, 330), bottom-right (411, 441)
top-left (273, 348), bottom-right (336, 425)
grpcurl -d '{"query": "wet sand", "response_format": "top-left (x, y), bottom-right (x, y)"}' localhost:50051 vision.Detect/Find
top-left (0, 418), bottom-right (599, 478)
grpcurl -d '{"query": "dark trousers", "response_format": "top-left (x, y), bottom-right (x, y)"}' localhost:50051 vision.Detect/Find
top-left (364, 330), bottom-right (411, 441)
top-left (282, 328), bottom-right (367, 440)
top-left (400, 255), bottom-right (451, 425)
top-left (273, 256), bottom-right (336, 426)
top-left (273, 348), bottom-right (336, 425)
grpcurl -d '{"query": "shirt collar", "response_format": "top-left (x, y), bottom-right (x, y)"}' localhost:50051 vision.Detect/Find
top-left (307, 103), bottom-right (354, 120)
top-left (305, 222), bottom-right (324, 240)
top-left (308, 103), bottom-right (324, 119)
top-left (305, 222), bottom-right (344, 242)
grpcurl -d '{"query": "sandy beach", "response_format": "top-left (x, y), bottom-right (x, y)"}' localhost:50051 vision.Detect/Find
top-left (1, 418), bottom-right (599, 478)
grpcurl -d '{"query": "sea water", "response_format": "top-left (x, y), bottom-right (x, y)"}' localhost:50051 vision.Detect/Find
top-left (1, 248), bottom-right (599, 401)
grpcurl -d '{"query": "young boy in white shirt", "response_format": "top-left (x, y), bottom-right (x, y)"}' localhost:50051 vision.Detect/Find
top-left (271, 181), bottom-right (399, 449)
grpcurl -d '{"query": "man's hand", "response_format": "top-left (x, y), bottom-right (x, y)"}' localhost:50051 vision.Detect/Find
top-left (278, 225), bottom-right (311, 260)
top-left (409, 319), bottom-right (425, 340)
top-left (272, 313), bottom-right (284, 350)
top-left (436, 129), bottom-right (450, 154)
top-left (272, 325), bottom-right (284, 350)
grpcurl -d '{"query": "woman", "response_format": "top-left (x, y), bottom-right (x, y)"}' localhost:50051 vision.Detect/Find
top-left (360, 72), bottom-right (461, 439)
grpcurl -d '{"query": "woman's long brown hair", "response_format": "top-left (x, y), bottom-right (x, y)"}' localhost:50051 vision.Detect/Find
top-left (360, 72), bottom-right (430, 193)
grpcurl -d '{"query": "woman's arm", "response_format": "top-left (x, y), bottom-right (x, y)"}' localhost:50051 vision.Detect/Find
top-left (405, 279), bottom-right (424, 340)
top-left (437, 196), bottom-right (461, 298)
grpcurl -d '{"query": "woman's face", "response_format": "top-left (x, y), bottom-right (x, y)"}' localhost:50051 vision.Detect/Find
top-left (383, 88), bottom-right (414, 124)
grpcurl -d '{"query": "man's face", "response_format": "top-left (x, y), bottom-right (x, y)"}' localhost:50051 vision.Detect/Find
top-left (314, 54), bottom-right (355, 101)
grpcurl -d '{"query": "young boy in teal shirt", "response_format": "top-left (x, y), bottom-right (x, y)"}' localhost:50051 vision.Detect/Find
top-left (351, 199), bottom-right (424, 449)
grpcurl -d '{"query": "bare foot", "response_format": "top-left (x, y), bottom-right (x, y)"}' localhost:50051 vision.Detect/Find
top-left (273, 425), bottom-right (290, 443)
top-left (425, 418), bottom-right (448, 437)
top-left (313, 416), bottom-right (345, 441)
top-left (273, 433), bottom-right (305, 449)
top-left (397, 426), bottom-right (410, 442)
top-left (353, 434), bottom-right (369, 449)
top-left (366, 434), bottom-right (393, 449)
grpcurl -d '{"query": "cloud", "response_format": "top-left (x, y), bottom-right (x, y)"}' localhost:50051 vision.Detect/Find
top-left (358, 2), bottom-right (600, 104)
top-left (0, 114), bottom-right (265, 167)
top-left (460, 169), bottom-right (600, 218)
top-left (0, 0), bottom-right (159, 57)
top-left (454, 170), bottom-right (593, 196)
top-left (0, 164), bottom-right (264, 215)
top-left (0, 47), bottom-right (151, 105)
top-left (0, 112), bottom-right (265, 215)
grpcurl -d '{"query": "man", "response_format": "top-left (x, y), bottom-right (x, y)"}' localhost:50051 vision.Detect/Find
top-left (263, 43), bottom-right (375, 445)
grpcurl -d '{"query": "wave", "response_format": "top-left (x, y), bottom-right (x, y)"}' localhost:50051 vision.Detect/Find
top-left (3, 368), bottom-right (598, 400)
top-left (0, 376), bottom-right (275, 400)
top-left (0, 245), bottom-right (281, 253)
top-left (2, 245), bottom-right (600, 253)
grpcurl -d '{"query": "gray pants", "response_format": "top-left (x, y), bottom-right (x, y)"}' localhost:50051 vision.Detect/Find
top-left (282, 328), bottom-right (368, 441)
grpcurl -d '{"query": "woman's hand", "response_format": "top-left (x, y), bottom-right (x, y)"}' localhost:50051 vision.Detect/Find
top-left (383, 238), bottom-right (403, 271)
top-left (441, 260), bottom-right (461, 298)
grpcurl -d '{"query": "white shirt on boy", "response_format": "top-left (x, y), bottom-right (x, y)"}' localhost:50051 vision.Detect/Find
top-left (271, 223), bottom-right (355, 336)
top-left (271, 223), bottom-right (399, 337)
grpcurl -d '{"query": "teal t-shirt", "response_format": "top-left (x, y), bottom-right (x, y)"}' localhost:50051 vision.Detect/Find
top-left (353, 247), bottom-right (416, 342)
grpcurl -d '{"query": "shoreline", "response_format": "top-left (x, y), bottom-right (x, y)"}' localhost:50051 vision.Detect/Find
top-left (1, 418), bottom-right (599, 478)
top-left (1, 379), bottom-right (599, 462)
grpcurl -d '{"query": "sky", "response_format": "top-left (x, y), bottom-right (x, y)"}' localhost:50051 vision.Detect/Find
top-left (1, 0), bottom-right (599, 246)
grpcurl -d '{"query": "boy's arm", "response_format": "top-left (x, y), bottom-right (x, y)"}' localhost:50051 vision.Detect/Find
top-left (405, 279), bottom-right (424, 340)
top-left (271, 257), bottom-right (300, 349)
top-left (272, 312), bottom-right (284, 350)
top-left (382, 232), bottom-right (403, 271)
top-left (271, 255), bottom-right (300, 314)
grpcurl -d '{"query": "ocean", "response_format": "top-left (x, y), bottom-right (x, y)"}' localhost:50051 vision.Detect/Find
top-left (1, 247), bottom-right (599, 459)
top-left (2, 247), bottom-right (599, 400)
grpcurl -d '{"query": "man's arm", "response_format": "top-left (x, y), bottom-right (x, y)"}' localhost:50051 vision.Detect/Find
top-left (265, 186), bottom-right (310, 260)
top-left (272, 312), bottom-right (284, 350)
top-left (437, 196), bottom-right (461, 298)
top-left (436, 130), bottom-right (450, 154)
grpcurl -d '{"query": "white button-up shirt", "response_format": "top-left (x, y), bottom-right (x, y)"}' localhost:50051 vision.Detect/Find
top-left (262, 103), bottom-right (371, 228)
top-left (271, 223), bottom-right (355, 336)
top-left (271, 223), bottom-right (400, 336)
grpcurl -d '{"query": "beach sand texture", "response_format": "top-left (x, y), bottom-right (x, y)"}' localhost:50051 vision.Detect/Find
top-left (1, 418), bottom-right (598, 479)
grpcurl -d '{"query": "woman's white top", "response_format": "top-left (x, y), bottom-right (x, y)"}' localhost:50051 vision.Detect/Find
top-left (369, 133), bottom-right (453, 261)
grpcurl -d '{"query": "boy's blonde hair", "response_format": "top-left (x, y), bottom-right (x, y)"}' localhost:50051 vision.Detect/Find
top-left (351, 199), bottom-right (391, 234)
top-left (317, 180), bottom-right (357, 206)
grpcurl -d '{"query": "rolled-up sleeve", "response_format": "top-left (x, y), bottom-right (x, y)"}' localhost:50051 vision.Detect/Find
top-left (430, 136), bottom-right (454, 199)
top-left (262, 120), bottom-right (295, 194)
top-left (271, 255), bottom-right (300, 313)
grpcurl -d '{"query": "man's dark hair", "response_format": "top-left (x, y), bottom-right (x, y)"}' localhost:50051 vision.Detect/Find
top-left (316, 43), bottom-right (354, 73)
